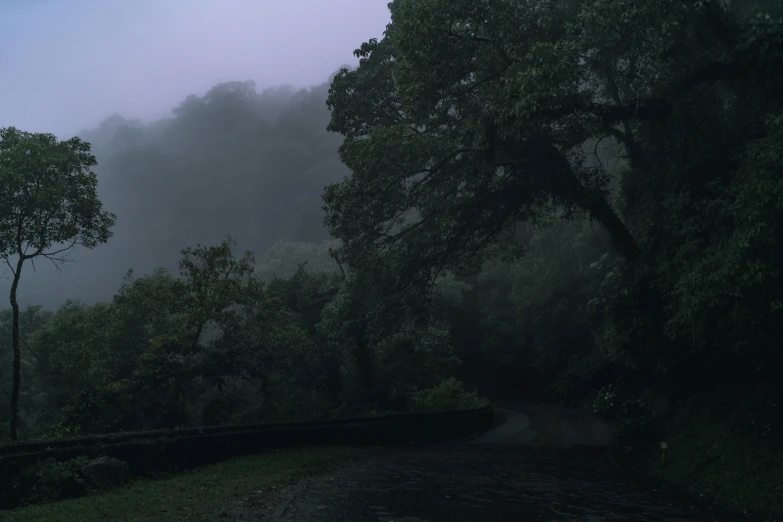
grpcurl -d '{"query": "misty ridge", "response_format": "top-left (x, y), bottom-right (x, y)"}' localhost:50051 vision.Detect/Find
top-left (1, 77), bottom-right (349, 310)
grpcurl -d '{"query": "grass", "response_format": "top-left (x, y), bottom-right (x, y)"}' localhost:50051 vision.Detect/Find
top-left (637, 389), bottom-right (783, 521)
top-left (3, 446), bottom-right (383, 522)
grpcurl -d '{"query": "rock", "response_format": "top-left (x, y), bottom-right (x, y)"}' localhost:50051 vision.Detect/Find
top-left (80, 456), bottom-right (129, 489)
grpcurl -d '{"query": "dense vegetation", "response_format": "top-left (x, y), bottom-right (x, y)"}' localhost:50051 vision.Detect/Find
top-left (2, 0), bottom-right (782, 517)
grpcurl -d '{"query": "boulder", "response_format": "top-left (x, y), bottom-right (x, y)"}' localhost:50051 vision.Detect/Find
top-left (80, 456), bottom-right (129, 489)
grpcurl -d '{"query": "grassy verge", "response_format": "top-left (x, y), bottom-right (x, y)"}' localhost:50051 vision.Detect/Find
top-left (623, 388), bottom-right (783, 521)
top-left (3, 446), bottom-right (384, 522)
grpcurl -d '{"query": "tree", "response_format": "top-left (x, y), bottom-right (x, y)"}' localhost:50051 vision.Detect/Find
top-left (0, 305), bottom-right (52, 438)
top-left (0, 127), bottom-right (116, 440)
top-left (315, 259), bottom-right (434, 411)
top-left (323, 0), bottom-right (783, 289)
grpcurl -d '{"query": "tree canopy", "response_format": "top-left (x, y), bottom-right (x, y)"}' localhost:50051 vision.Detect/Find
top-left (323, 0), bottom-right (783, 286)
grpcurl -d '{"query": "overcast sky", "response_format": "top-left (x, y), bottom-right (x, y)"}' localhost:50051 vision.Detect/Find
top-left (0, 0), bottom-right (391, 137)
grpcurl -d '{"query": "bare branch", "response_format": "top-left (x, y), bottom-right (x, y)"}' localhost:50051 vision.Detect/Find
top-left (40, 237), bottom-right (79, 259)
top-left (591, 134), bottom-right (611, 172)
top-left (18, 335), bottom-right (44, 366)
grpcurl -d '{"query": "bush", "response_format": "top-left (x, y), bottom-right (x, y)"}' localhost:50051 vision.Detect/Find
top-left (8, 456), bottom-right (92, 507)
top-left (548, 353), bottom-right (616, 407)
top-left (589, 384), bottom-right (657, 442)
top-left (407, 378), bottom-right (487, 413)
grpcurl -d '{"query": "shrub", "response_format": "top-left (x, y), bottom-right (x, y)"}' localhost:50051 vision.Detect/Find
top-left (548, 353), bottom-right (616, 407)
top-left (8, 456), bottom-right (92, 507)
top-left (590, 385), bottom-right (657, 442)
top-left (407, 378), bottom-right (487, 413)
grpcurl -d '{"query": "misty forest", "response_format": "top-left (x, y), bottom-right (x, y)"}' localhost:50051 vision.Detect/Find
top-left (2, 0), bottom-right (783, 519)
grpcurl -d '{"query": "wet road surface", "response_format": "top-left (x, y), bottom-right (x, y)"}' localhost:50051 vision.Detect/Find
top-left (269, 402), bottom-right (707, 521)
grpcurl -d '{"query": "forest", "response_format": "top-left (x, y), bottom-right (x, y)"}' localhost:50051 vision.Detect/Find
top-left (1, 0), bottom-right (782, 517)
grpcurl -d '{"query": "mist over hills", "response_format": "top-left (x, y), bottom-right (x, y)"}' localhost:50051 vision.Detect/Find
top-left (2, 77), bottom-right (348, 310)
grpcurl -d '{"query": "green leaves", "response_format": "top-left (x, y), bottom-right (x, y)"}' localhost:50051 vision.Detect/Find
top-left (407, 377), bottom-right (485, 413)
top-left (13, 237), bottom-right (349, 434)
top-left (324, 0), bottom-right (654, 288)
top-left (660, 109), bottom-right (783, 357)
top-left (0, 127), bottom-right (116, 259)
top-left (325, 0), bottom-right (783, 291)
top-left (177, 236), bottom-right (256, 333)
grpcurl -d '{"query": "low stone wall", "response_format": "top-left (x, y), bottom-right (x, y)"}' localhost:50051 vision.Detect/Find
top-left (0, 405), bottom-right (493, 509)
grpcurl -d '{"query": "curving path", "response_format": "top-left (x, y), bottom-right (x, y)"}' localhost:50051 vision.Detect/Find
top-left (265, 401), bottom-right (710, 521)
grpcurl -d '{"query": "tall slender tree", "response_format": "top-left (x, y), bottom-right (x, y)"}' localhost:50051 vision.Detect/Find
top-left (0, 127), bottom-right (115, 440)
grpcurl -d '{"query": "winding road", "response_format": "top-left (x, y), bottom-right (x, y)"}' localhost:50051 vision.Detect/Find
top-left (265, 402), bottom-right (711, 521)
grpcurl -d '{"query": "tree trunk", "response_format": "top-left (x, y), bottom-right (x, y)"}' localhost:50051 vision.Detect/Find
top-left (578, 188), bottom-right (639, 262)
top-left (549, 177), bottom-right (639, 262)
top-left (522, 138), bottom-right (640, 263)
top-left (9, 257), bottom-right (24, 442)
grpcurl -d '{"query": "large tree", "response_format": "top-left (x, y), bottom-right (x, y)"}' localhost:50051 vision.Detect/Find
top-left (0, 127), bottom-right (116, 440)
top-left (323, 0), bottom-right (783, 287)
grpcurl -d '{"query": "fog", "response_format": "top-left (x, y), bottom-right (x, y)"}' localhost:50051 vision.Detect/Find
top-left (0, 0), bottom-right (391, 310)
top-left (1, 0), bottom-right (390, 136)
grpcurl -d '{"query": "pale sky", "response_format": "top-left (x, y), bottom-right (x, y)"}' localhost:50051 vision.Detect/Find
top-left (0, 0), bottom-right (391, 137)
